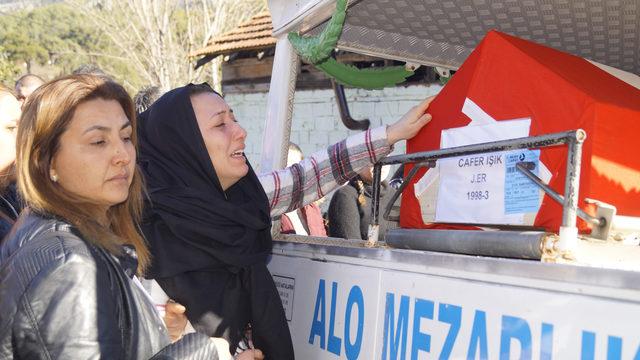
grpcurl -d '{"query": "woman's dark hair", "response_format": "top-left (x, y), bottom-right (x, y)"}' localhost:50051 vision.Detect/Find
top-left (133, 86), bottom-right (162, 114)
top-left (187, 83), bottom-right (222, 98)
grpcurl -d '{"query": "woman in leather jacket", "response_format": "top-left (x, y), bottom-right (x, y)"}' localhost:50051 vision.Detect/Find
top-left (0, 75), bottom-right (256, 359)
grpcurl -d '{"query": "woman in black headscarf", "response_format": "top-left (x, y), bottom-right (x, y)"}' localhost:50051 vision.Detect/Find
top-left (138, 84), bottom-right (433, 359)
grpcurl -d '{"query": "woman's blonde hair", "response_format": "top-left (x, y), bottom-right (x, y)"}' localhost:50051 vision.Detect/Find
top-left (16, 74), bottom-right (149, 271)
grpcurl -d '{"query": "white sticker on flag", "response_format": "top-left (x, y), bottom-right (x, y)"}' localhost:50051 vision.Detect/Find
top-left (435, 119), bottom-right (534, 225)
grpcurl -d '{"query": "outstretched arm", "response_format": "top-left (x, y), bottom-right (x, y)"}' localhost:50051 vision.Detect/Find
top-left (260, 97), bottom-right (434, 218)
top-left (261, 126), bottom-right (389, 217)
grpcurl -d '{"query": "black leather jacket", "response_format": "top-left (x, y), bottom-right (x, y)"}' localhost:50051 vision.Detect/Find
top-left (0, 183), bottom-right (20, 240)
top-left (0, 212), bottom-right (219, 359)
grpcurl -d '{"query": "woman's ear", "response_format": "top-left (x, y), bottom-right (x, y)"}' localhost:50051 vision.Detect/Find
top-left (49, 159), bottom-right (58, 183)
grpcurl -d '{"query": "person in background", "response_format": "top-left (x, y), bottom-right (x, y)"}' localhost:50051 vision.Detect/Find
top-left (0, 74), bottom-right (265, 359)
top-left (14, 74), bottom-right (44, 107)
top-left (72, 64), bottom-right (109, 77)
top-left (0, 86), bottom-right (22, 239)
top-left (280, 143), bottom-right (327, 236)
top-left (328, 163), bottom-right (398, 240)
top-left (137, 82), bottom-right (434, 359)
top-left (134, 86), bottom-right (162, 114)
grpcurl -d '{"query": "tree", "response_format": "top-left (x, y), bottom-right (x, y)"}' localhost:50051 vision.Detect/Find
top-left (72, 0), bottom-right (266, 92)
top-left (0, 1), bottom-right (266, 91)
top-left (0, 3), bottom-right (136, 83)
top-left (0, 45), bottom-right (21, 83)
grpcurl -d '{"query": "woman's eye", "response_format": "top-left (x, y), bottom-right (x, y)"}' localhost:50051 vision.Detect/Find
top-left (123, 136), bottom-right (132, 142)
top-left (5, 125), bottom-right (17, 133)
top-left (215, 123), bottom-right (226, 128)
top-left (91, 139), bottom-right (106, 146)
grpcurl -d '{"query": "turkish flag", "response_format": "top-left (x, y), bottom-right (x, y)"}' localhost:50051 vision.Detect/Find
top-left (401, 30), bottom-right (640, 233)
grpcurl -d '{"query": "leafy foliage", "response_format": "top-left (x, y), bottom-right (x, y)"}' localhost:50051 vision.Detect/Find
top-left (316, 58), bottom-right (413, 90)
top-left (0, 0), bottom-right (265, 92)
top-left (0, 45), bottom-right (21, 83)
top-left (0, 3), bottom-right (139, 87)
top-left (288, 0), bottom-right (346, 65)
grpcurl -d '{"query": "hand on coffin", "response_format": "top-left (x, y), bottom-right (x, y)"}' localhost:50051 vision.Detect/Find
top-left (386, 96), bottom-right (434, 145)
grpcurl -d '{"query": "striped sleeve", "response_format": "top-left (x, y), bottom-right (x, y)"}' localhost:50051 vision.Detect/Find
top-left (259, 126), bottom-right (392, 218)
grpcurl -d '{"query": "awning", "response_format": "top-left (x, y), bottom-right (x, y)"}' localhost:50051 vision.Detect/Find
top-left (274, 0), bottom-right (639, 75)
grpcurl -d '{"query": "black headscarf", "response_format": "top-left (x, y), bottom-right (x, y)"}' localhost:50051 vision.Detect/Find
top-left (138, 84), bottom-right (293, 359)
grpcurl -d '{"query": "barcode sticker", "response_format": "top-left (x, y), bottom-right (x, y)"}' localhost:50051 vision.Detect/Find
top-left (504, 150), bottom-right (541, 214)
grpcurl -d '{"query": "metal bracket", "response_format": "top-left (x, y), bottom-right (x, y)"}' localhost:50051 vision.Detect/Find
top-left (405, 62), bottom-right (421, 72)
top-left (435, 66), bottom-right (453, 85)
top-left (584, 198), bottom-right (617, 240)
top-left (515, 162), bottom-right (611, 240)
top-left (434, 66), bottom-right (451, 78)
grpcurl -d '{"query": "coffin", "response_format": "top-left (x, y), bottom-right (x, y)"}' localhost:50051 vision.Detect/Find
top-left (400, 30), bottom-right (640, 233)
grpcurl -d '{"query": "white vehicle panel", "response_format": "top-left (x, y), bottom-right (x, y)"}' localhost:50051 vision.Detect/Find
top-left (269, 248), bottom-right (640, 359)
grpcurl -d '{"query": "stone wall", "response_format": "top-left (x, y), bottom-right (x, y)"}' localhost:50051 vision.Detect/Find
top-left (225, 83), bottom-right (443, 169)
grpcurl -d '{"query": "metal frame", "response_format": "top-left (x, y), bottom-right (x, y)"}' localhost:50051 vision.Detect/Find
top-left (369, 129), bottom-right (588, 247)
top-left (259, 38), bottom-right (300, 173)
top-left (381, 161), bottom-right (435, 222)
top-left (515, 163), bottom-right (603, 228)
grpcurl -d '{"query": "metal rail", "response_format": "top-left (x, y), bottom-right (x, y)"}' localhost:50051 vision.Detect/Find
top-left (515, 162), bottom-right (604, 227)
top-left (382, 161), bottom-right (435, 222)
top-left (368, 129), bottom-right (588, 251)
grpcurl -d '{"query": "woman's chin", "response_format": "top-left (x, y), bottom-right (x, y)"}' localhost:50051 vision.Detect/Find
top-left (238, 163), bottom-right (249, 177)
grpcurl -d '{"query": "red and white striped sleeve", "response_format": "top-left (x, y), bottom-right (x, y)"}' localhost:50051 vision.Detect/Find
top-left (259, 126), bottom-right (392, 218)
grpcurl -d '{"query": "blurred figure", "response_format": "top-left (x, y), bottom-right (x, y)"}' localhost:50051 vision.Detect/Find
top-left (14, 74), bottom-right (44, 106)
top-left (388, 164), bottom-right (405, 190)
top-left (280, 143), bottom-right (327, 236)
top-left (0, 85), bottom-right (22, 239)
top-left (328, 164), bottom-right (398, 240)
top-left (134, 85), bottom-right (162, 114)
top-left (72, 64), bottom-right (109, 77)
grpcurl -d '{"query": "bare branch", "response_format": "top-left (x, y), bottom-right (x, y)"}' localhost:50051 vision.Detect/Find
top-left (69, 0), bottom-right (265, 91)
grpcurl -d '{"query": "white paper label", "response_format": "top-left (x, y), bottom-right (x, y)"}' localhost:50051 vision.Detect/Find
top-left (274, 275), bottom-right (296, 321)
top-left (435, 119), bottom-right (535, 225)
top-left (414, 97), bottom-right (552, 225)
